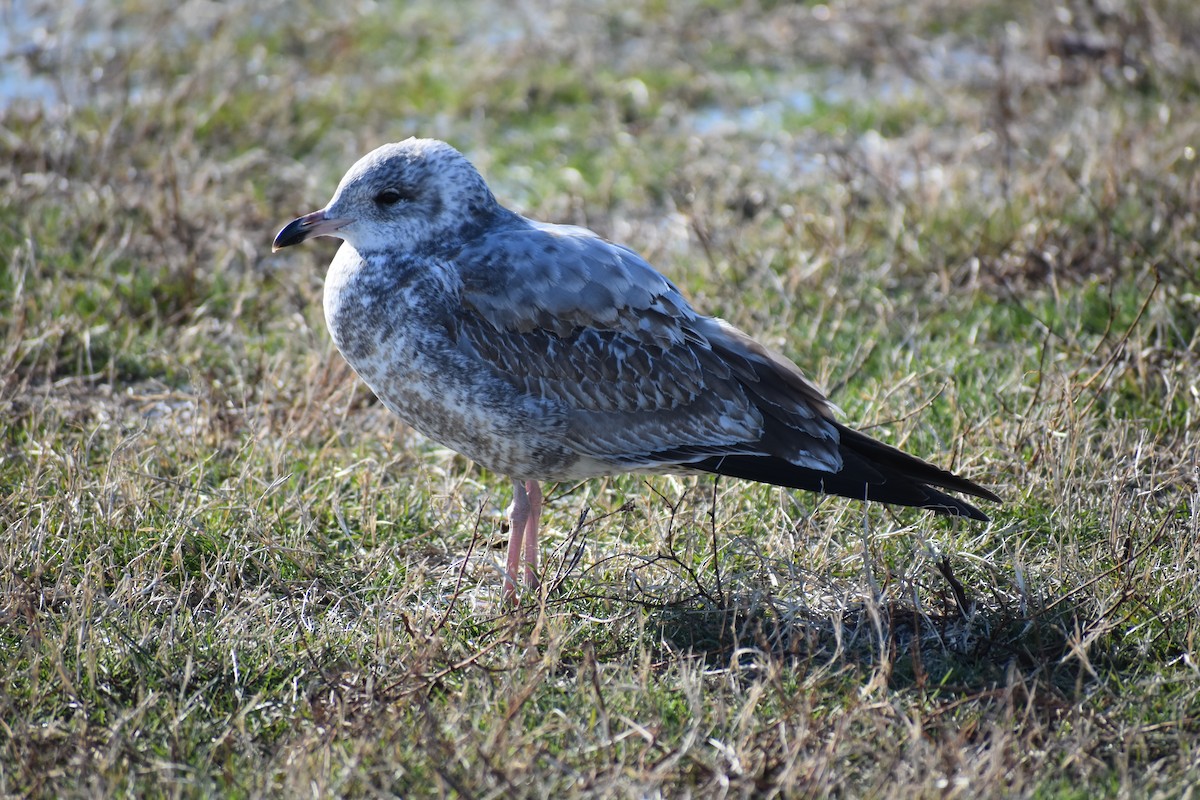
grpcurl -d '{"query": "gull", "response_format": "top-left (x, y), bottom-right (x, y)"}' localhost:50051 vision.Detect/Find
top-left (273, 138), bottom-right (999, 597)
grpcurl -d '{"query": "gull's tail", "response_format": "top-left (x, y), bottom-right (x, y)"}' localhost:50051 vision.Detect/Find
top-left (691, 422), bottom-right (999, 521)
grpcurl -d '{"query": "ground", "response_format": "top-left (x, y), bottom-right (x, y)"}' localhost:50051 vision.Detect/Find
top-left (1, 0), bottom-right (1199, 797)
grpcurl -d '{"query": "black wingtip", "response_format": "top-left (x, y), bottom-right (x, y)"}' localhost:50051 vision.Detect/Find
top-left (919, 491), bottom-right (991, 522)
top-left (687, 452), bottom-right (997, 522)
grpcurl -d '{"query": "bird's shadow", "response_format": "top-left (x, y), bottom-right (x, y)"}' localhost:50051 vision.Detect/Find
top-left (643, 589), bottom-right (1074, 693)
top-left (537, 516), bottom-right (1087, 697)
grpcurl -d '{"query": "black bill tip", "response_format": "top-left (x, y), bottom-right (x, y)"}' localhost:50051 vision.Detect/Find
top-left (272, 210), bottom-right (349, 252)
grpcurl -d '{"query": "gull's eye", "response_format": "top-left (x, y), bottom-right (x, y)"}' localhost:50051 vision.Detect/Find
top-left (374, 188), bottom-right (410, 206)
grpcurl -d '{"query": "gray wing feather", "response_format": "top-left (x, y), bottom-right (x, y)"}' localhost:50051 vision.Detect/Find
top-left (454, 220), bottom-right (842, 471)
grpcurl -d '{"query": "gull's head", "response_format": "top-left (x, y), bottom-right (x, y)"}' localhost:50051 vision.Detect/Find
top-left (272, 138), bottom-right (498, 255)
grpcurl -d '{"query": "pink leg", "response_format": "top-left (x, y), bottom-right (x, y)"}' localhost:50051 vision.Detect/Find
top-left (523, 480), bottom-right (542, 589)
top-left (504, 481), bottom-right (529, 599)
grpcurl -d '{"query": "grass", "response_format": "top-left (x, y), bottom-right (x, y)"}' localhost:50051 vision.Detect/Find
top-left (2, 0), bottom-right (1199, 796)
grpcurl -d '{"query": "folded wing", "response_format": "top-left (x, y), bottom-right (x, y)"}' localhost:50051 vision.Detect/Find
top-left (453, 220), bottom-right (996, 519)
